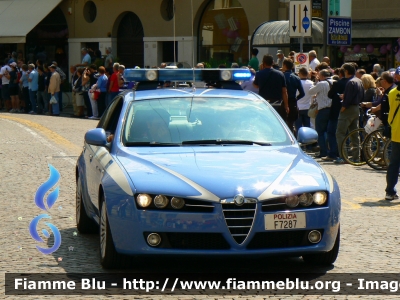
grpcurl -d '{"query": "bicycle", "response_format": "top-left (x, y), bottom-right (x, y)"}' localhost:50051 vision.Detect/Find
top-left (340, 127), bottom-right (367, 165)
top-left (62, 92), bottom-right (71, 109)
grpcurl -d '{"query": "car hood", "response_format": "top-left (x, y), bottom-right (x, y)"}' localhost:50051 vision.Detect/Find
top-left (116, 145), bottom-right (330, 201)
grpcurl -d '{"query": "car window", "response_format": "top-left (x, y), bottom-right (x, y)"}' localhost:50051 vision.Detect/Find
top-left (122, 97), bottom-right (291, 146)
top-left (98, 97), bottom-right (123, 132)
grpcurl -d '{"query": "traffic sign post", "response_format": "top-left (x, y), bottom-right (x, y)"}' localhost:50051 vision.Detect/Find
top-left (289, 1), bottom-right (312, 37)
top-left (294, 53), bottom-right (309, 73)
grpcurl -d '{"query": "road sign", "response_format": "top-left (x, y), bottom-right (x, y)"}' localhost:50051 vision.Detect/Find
top-left (328, 0), bottom-right (352, 17)
top-left (289, 1), bottom-right (312, 37)
top-left (294, 53), bottom-right (309, 73)
top-left (327, 17), bottom-right (351, 46)
top-left (312, 0), bottom-right (322, 18)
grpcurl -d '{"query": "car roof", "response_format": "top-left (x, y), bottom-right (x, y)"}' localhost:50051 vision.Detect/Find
top-left (121, 88), bottom-right (263, 102)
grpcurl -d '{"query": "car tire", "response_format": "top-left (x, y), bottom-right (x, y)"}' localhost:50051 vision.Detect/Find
top-left (302, 226), bottom-right (340, 266)
top-left (100, 198), bottom-right (122, 269)
top-left (76, 177), bottom-right (98, 234)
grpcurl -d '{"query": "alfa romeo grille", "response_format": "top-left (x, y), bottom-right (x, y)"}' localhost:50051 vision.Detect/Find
top-left (222, 202), bottom-right (256, 244)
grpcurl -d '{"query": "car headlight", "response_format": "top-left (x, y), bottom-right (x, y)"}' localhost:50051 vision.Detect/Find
top-left (136, 194), bottom-right (152, 207)
top-left (313, 192), bottom-right (327, 205)
top-left (154, 195), bottom-right (169, 209)
top-left (285, 195), bottom-right (299, 208)
top-left (299, 193), bottom-right (313, 206)
top-left (171, 197), bottom-right (185, 209)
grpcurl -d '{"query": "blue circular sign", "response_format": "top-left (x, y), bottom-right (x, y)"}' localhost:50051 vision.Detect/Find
top-left (302, 17), bottom-right (310, 30)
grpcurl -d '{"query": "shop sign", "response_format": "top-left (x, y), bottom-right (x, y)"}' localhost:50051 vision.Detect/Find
top-left (327, 17), bottom-right (351, 46)
top-left (312, 0), bottom-right (322, 18)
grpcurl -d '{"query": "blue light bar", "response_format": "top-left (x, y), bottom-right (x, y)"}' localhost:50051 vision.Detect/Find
top-left (158, 69), bottom-right (202, 81)
top-left (123, 68), bottom-right (252, 83)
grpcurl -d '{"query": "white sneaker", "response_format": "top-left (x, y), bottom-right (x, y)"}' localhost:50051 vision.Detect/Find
top-left (385, 194), bottom-right (399, 201)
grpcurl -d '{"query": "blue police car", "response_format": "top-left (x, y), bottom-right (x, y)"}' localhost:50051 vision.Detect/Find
top-left (76, 68), bottom-right (340, 268)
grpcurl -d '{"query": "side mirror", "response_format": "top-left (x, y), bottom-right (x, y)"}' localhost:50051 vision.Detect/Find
top-left (297, 127), bottom-right (318, 145)
top-left (85, 128), bottom-right (108, 146)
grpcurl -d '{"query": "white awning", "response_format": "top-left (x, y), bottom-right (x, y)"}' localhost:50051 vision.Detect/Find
top-left (252, 19), bottom-right (324, 47)
top-left (0, 0), bottom-right (62, 43)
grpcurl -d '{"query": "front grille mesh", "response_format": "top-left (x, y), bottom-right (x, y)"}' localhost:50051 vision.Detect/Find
top-left (222, 203), bottom-right (256, 244)
top-left (247, 230), bottom-right (324, 249)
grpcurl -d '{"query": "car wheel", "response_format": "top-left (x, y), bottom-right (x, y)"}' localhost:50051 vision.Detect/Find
top-left (302, 226), bottom-right (340, 266)
top-left (100, 198), bottom-right (122, 268)
top-left (76, 176), bottom-right (98, 233)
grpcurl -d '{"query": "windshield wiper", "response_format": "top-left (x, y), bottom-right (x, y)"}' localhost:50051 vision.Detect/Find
top-left (125, 142), bottom-right (182, 147)
top-left (181, 140), bottom-right (272, 146)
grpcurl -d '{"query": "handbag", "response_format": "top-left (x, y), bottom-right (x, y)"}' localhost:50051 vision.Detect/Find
top-left (93, 90), bottom-right (100, 100)
top-left (364, 116), bottom-right (382, 134)
top-left (49, 96), bottom-right (57, 104)
top-left (308, 99), bottom-right (318, 118)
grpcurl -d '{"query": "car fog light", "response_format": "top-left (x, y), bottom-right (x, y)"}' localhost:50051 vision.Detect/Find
top-left (154, 195), bottom-right (169, 209)
top-left (147, 233), bottom-right (161, 246)
top-left (285, 195), bottom-right (299, 208)
top-left (313, 192), bottom-right (327, 205)
top-left (221, 70), bottom-right (232, 81)
top-left (171, 197), bottom-right (185, 209)
top-left (308, 230), bottom-right (322, 243)
top-left (299, 193), bottom-right (313, 206)
top-left (136, 194), bottom-right (152, 208)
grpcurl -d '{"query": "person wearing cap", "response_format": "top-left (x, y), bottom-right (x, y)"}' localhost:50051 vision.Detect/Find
top-left (48, 64), bottom-right (61, 116)
top-left (50, 61), bottom-right (66, 112)
top-left (385, 67), bottom-right (400, 201)
top-left (104, 47), bottom-right (113, 69)
top-left (0, 58), bottom-right (12, 111)
top-left (75, 48), bottom-right (91, 68)
top-left (276, 50), bottom-right (286, 68)
top-left (28, 64), bottom-right (39, 114)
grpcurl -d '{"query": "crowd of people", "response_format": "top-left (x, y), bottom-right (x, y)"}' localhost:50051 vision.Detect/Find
top-left (247, 48), bottom-right (400, 201)
top-left (0, 47), bottom-right (124, 119)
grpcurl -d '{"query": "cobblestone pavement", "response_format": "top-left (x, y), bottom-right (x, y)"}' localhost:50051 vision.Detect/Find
top-left (1, 111), bottom-right (400, 300)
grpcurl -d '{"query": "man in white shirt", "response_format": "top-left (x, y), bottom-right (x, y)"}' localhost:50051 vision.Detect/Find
top-left (295, 67), bottom-right (313, 131)
top-left (309, 50), bottom-right (320, 71)
top-left (307, 69), bottom-right (333, 158)
top-left (0, 59), bottom-right (12, 111)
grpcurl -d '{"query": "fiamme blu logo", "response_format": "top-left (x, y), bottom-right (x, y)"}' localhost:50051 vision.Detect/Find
top-left (28, 164), bottom-right (62, 255)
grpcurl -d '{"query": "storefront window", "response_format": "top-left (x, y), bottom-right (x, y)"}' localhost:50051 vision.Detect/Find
top-left (198, 0), bottom-right (249, 67)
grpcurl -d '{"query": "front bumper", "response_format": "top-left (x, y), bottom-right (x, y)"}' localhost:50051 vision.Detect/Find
top-left (106, 198), bottom-right (340, 256)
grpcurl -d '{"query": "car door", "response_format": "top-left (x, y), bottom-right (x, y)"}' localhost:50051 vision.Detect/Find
top-left (89, 97), bottom-right (124, 213)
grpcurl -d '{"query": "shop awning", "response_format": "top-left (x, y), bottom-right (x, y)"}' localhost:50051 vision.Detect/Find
top-left (251, 18), bottom-right (324, 47)
top-left (352, 21), bottom-right (400, 38)
top-left (0, 0), bottom-right (62, 43)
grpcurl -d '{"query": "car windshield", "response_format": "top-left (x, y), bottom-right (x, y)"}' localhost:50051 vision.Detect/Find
top-left (122, 97), bottom-right (291, 146)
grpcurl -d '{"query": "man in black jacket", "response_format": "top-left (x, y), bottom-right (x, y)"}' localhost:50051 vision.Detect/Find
top-left (323, 68), bottom-right (348, 161)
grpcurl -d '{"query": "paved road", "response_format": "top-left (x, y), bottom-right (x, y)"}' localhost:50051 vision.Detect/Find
top-left (1, 111), bottom-right (399, 299)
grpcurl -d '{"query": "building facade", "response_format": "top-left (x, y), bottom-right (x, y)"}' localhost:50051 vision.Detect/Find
top-left (0, 0), bottom-right (399, 75)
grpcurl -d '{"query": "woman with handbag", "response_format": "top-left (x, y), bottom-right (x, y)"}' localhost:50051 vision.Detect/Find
top-left (71, 68), bottom-right (85, 118)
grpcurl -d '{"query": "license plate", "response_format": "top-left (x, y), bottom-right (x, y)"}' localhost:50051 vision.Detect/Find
top-left (264, 212), bottom-right (306, 230)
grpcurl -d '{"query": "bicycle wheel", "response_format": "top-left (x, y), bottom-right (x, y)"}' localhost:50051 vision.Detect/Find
top-left (363, 129), bottom-right (388, 170)
top-left (340, 128), bottom-right (367, 166)
top-left (383, 139), bottom-right (392, 167)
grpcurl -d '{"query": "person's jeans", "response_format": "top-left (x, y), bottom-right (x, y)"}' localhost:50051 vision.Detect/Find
top-left (315, 108), bottom-right (331, 157)
top-left (98, 92), bottom-right (107, 117)
top-left (51, 93), bottom-right (60, 115)
top-left (295, 109), bottom-right (311, 131)
top-left (22, 87), bottom-right (31, 112)
top-left (37, 91), bottom-right (48, 113)
top-left (29, 90), bottom-right (38, 113)
top-left (336, 105), bottom-right (360, 160)
top-left (327, 119), bottom-right (339, 158)
top-left (386, 141), bottom-right (400, 196)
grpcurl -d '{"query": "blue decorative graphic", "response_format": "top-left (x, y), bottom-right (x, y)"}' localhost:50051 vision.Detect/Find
top-left (35, 164), bottom-right (60, 211)
top-left (29, 214), bottom-right (62, 255)
top-left (29, 164), bottom-right (62, 255)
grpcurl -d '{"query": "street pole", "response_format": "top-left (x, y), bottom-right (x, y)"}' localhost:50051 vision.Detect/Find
top-left (323, 0), bottom-right (328, 56)
top-left (300, 33), bottom-right (304, 53)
